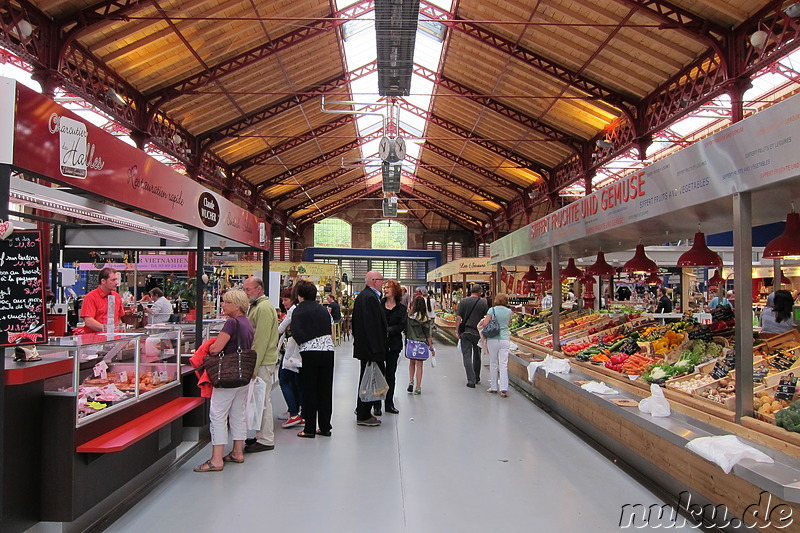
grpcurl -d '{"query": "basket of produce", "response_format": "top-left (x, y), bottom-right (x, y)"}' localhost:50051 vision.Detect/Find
top-left (666, 373), bottom-right (717, 395)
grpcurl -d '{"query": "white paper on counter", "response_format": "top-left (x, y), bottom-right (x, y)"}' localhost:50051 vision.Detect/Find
top-left (581, 381), bottom-right (619, 395)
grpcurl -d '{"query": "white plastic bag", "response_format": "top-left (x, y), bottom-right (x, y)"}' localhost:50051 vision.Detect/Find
top-left (638, 383), bottom-right (671, 417)
top-left (245, 377), bottom-right (267, 431)
top-left (358, 361), bottom-right (389, 402)
top-left (282, 337), bottom-right (302, 372)
top-left (581, 381), bottom-right (618, 395)
top-left (430, 347), bottom-right (437, 368)
top-left (686, 435), bottom-right (774, 474)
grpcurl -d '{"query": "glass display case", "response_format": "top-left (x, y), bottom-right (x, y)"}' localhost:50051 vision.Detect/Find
top-left (40, 331), bottom-right (182, 427)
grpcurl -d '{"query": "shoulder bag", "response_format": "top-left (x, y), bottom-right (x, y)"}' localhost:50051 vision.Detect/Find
top-left (482, 308), bottom-right (501, 338)
top-left (458, 298), bottom-right (480, 335)
top-left (404, 339), bottom-right (430, 360)
top-left (204, 317), bottom-right (257, 388)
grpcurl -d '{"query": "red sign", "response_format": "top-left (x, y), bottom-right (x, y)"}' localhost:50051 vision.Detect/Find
top-left (11, 83), bottom-right (268, 249)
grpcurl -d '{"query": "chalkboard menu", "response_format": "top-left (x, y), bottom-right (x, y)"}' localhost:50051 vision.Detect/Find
top-left (0, 230), bottom-right (48, 347)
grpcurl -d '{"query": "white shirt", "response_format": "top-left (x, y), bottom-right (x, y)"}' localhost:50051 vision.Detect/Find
top-left (149, 296), bottom-right (173, 323)
top-left (541, 295), bottom-right (553, 310)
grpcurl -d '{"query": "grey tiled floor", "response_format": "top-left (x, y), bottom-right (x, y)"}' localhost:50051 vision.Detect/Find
top-left (104, 339), bottom-right (695, 533)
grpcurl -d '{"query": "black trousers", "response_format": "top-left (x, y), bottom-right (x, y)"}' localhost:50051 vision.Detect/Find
top-left (300, 350), bottom-right (334, 434)
top-left (356, 358), bottom-right (386, 420)
top-left (384, 350), bottom-right (400, 408)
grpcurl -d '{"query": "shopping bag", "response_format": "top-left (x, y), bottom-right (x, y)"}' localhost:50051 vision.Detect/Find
top-left (282, 337), bottom-right (302, 372)
top-left (430, 347), bottom-right (437, 368)
top-left (245, 377), bottom-right (267, 431)
top-left (405, 339), bottom-right (430, 360)
top-left (358, 361), bottom-right (389, 402)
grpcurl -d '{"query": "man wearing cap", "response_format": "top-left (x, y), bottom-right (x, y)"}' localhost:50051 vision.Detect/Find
top-left (455, 284), bottom-right (489, 388)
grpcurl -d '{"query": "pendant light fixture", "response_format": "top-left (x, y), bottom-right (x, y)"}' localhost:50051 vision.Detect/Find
top-left (622, 245), bottom-right (659, 274)
top-left (540, 262), bottom-right (552, 280)
top-left (584, 251), bottom-right (616, 278)
top-left (764, 209), bottom-right (800, 259)
top-left (522, 266), bottom-right (538, 282)
top-left (677, 231), bottom-right (722, 267)
top-left (560, 258), bottom-right (583, 281)
top-left (780, 270), bottom-right (792, 286)
top-left (707, 269), bottom-right (725, 286)
top-left (645, 273), bottom-right (663, 286)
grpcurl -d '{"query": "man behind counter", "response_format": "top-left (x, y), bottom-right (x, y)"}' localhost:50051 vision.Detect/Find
top-left (81, 267), bottom-right (124, 332)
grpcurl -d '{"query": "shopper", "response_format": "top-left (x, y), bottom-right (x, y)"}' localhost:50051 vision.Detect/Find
top-left (277, 289), bottom-right (303, 427)
top-left (655, 287), bottom-right (673, 313)
top-left (406, 296), bottom-right (433, 395)
top-left (382, 279), bottom-right (407, 414)
top-left (81, 267), bottom-right (124, 332)
top-left (325, 294), bottom-right (342, 324)
top-left (456, 284), bottom-right (488, 388)
top-left (193, 289), bottom-right (254, 472)
top-left (145, 287), bottom-right (172, 323)
top-left (352, 271), bottom-right (388, 427)
top-left (291, 280), bottom-right (335, 438)
top-left (761, 290), bottom-right (796, 334)
top-left (478, 292), bottom-right (513, 398)
top-left (242, 276), bottom-right (279, 453)
top-left (540, 290), bottom-right (553, 310)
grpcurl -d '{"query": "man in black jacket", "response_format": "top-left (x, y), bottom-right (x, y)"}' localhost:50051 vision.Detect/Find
top-left (352, 271), bottom-right (388, 426)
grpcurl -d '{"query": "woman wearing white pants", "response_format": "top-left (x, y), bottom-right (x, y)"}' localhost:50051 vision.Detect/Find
top-left (478, 293), bottom-right (513, 398)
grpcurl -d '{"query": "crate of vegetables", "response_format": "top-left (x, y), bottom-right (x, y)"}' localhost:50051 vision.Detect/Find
top-left (666, 372), bottom-right (717, 395)
top-left (755, 385), bottom-right (800, 425)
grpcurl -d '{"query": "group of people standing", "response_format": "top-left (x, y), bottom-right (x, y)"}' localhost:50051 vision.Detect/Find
top-left (352, 271), bottom-right (437, 426)
top-left (455, 285), bottom-right (513, 398)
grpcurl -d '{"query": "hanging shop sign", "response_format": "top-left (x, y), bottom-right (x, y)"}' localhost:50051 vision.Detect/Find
top-left (427, 257), bottom-right (493, 281)
top-left (0, 230), bottom-right (48, 346)
top-left (0, 79), bottom-right (268, 250)
top-left (76, 255), bottom-right (189, 271)
top-left (491, 92), bottom-right (800, 263)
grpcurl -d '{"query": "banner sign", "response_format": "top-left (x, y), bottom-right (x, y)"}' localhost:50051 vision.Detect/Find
top-left (427, 257), bottom-right (493, 281)
top-left (5, 80), bottom-right (268, 249)
top-left (77, 255), bottom-right (189, 271)
top-left (491, 93), bottom-right (800, 263)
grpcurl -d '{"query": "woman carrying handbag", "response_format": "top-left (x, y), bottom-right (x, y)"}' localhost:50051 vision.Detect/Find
top-left (193, 289), bottom-right (255, 472)
top-left (478, 292), bottom-right (513, 398)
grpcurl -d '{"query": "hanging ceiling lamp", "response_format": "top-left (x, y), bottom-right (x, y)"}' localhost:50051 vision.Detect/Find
top-left (560, 258), bottom-right (583, 281)
top-left (780, 270), bottom-right (792, 285)
top-left (622, 245), bottom-right (659, 274)
top-left (540, 262), bottom-right (552, 280)
top-left (584, 251), bottom-right (616, 278)
top-left (764, 210), bottom-right (800, 259)
top-left (677, 232), bottom-right (722, 267)
top-left (522, 266), bottom-right (538, 282)
top-left (645, 273), bottom-right (663, 286)
top-left (707, 269), bottom-right (725, 286)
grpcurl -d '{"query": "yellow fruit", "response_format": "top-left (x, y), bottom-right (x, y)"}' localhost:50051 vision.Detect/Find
top-left (772, 401), bottom-right (783, 410)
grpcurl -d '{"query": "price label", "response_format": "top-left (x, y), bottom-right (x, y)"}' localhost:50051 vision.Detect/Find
top-left (753, 366), bottom-right (769, 383)
top-left (711, 362), bottom-right (729, 380)
top-left (776, 373), bottom-right (798, 401)
top-left (118, 371), bottom-right (128, 383)
top-left (724, 350), bottom-right (736, 370)
top-left (159, 371), bottom-right (169, 382)
top-left (93, 361), bottom-right (109, 379)
top-left (151, 372), bottom-right (160, 384)
top-left (771, 353), bottom-right (796, 372)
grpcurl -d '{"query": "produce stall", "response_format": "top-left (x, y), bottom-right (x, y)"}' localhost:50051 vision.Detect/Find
top-left (492, 90), bottom-right (800, 530)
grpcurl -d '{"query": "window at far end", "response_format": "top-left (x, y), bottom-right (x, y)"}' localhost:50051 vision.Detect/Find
top-left (372, 220), bottom-right (407, 250)
top-left (314, 218), bottom-right (352, 248)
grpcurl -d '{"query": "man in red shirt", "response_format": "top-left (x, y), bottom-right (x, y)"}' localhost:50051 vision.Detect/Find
top-left (81, 267), bottom-right (124, 332)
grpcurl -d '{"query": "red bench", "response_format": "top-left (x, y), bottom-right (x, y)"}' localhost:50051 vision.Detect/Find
top-left (77, 397), bottom-right (205, 453)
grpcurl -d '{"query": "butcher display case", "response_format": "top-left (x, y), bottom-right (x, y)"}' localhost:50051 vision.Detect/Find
top-left (39, 330), bottom-right (182, 427)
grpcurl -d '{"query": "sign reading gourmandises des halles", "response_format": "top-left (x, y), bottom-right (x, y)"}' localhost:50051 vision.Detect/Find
top-left (2, 79), bottom-right (267, 250)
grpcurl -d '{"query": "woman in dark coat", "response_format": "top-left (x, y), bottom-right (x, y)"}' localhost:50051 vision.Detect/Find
top-left (381, 279), bottom-right (407, 415)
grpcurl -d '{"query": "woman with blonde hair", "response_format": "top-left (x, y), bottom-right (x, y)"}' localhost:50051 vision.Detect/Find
top-left (406, 296), bottom-right (433, 395)
top-left (193, 289), bottom-right (255, 472)
top-left (478, 292), bottom-right (513, 397)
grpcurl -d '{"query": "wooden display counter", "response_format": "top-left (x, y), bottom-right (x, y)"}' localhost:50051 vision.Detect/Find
top-left (508, 353), bottom-right (800, 531)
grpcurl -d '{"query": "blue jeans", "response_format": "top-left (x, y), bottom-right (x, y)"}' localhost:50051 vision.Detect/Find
top-left (279, 366), bottom-right (303, 416)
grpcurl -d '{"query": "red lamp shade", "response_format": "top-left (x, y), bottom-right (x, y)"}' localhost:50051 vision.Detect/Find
top-left (522, 266), bottom-right (538, 282)
top-left (781, 270), bottom-right (792, 285)
top-left (645, 273), bottom-right (663, 286)
top-left (622, 245), bottom-right (659, 274)
top-left (707, 269), bottom-right (725, 286)
top-left (540, 262), bottom-right (552, 280)
top-left (764, 212), bottom-right (800, 259)
top-left (560, 258), bottom-right (583, 281)
top-left (677, 232), bottom-right (722, 267)
top-left (584, 251), bottom-right (616, 278)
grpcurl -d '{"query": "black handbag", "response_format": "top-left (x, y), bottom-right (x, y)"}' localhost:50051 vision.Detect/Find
top-left (204, 317), bottom-right (257, 388)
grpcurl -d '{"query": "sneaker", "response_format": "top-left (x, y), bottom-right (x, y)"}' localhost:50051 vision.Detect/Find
top-left (277, 411), bottom-right (290, 421)
top-left (407, 381), bottom-right (414, 393)
top-left (414, 389), bottom-right (421, 395)
top-left (282, 415), bottom-right (304, 428)
top-left (356, 416), bottom-right (381, 427)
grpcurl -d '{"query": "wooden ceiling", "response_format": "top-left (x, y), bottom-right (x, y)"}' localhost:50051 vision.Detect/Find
top-left (1, 0), bottom-right (798, 239)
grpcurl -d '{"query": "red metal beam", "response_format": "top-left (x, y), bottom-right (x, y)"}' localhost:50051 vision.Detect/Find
top-left (419, 0), bottom-right (636, 108)
top-left (149, 0), bottom-right (374, 102)
top-left (399, 185), bottom-right (480, 229)
top-left (408, 156), bottom-right (508, 204)
top-left (409, 179), bottom-right (493, 217)
top-left (271, 167), bottom-right (356, 204)
top-left (291, 173), bottom-right (376, 211)
top-left (296, 183), bottom-right (383, 225)
top-left (413, 64), bottom-right (581, 151)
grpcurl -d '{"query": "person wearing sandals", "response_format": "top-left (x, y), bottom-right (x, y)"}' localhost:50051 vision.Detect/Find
top-left (193, 289), bottom-right (254, 472)
top-left (406, 297), bottom-right (433, 395)
top-left (478, 292), bottom-right (513, 398)
top-left (382, 279), bottom-right (407, 414)
top-left (290, 280), bottom-right (335, 438)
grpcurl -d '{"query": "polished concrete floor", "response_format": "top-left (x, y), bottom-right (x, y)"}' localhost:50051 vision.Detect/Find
top-left (104, 339), bottom-right (695, 533)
